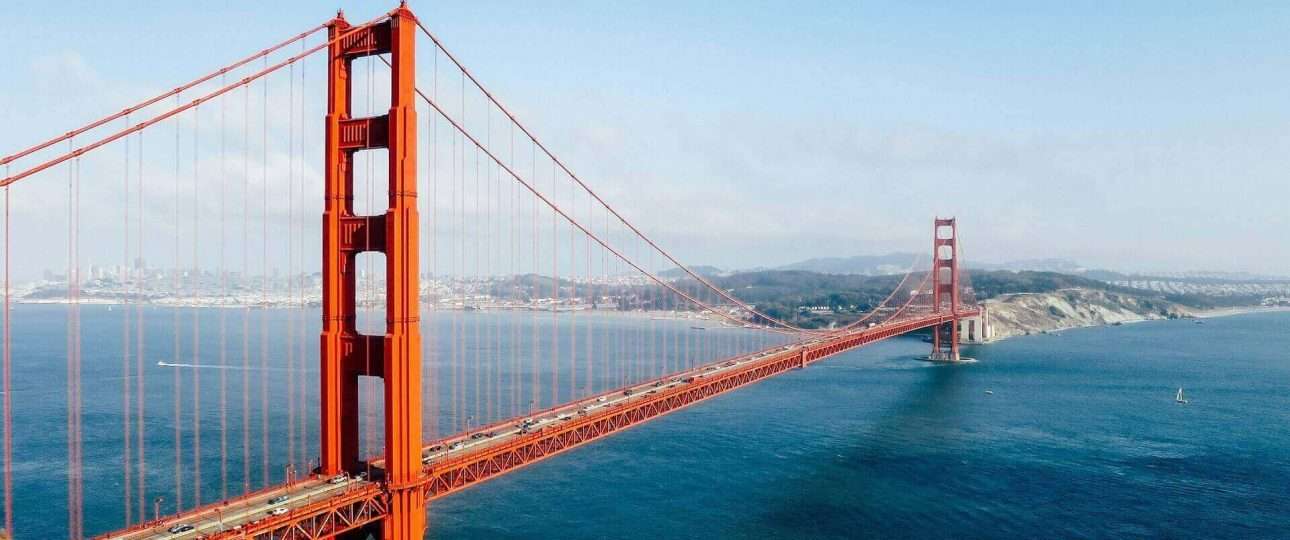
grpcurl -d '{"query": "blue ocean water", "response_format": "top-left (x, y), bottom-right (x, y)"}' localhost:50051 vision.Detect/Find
top-left (6, 307), bottom-right (1290, 538)
top-left (5, 304), bottom-right (781, 538)
top-left (426, 312), bottom-right (1290, 540)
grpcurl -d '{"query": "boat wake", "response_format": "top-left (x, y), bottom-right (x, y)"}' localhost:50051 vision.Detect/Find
top-left (156, 361), bottom-right (299, 372)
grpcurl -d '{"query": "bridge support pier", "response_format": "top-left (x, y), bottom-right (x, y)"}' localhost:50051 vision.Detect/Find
top-left (322, 5), bottom-right (425, 540)
top-left (929, 218), bottom-right (962, 362)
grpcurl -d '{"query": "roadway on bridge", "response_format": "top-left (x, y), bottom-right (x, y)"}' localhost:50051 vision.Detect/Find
top-left (105, 476), bottom-right (369, 540)
top-left (99, 316), bottom-right (956, 540)
top-left (104, 337), bottom-right (810, 539)
top-left (410, 341), bottom-right (803, 468)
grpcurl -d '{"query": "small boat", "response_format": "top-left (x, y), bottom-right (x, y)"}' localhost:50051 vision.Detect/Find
top-left (984, 390), bottom-right (994, 395)
top-left (1175, 387), bottom-right (1188, 404)
top-left (690, 326), bottom-right (707, 331)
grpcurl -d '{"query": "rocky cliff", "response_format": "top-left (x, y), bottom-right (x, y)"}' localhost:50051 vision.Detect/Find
top-left (983, 288), bottom-right (1195, 339)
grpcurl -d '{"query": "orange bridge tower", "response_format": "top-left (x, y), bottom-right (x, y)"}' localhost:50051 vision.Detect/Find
top-left (930, 217), bottom-right (961, 362)
top-left (320, 4), bottom-right (425, 539)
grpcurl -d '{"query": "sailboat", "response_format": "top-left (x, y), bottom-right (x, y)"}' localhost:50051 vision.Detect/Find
top-left (1175, 387), bottom-right (1188, 404)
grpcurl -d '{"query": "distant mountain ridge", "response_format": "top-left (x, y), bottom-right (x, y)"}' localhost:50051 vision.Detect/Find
top-left (658, 265), bottom-right (724, 279)
top-left (772, 253), bottom-right (1086, 276)
top-left (775, 253), bottom-right (918, 276)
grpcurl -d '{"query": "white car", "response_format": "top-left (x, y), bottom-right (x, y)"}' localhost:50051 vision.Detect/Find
top-left (328, 474), bottom-right (347, 485)
top-left (268, 507), bottom-right (289, 516)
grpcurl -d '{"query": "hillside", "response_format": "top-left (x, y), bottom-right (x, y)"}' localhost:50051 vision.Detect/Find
top-left (983, 289), bottom-right (1195, 339)
top-left (695, 269), bottom-right (1241, 332)
top-left (694, 269), bottom-right (1150, 330)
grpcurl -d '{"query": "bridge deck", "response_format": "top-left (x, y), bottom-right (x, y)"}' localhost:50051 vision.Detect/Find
top-left (97, 311), bottom-right (974, 540)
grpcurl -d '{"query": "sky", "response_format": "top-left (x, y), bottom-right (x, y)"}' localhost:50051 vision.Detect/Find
top-left (2, 1), bottom-right (1288, 276)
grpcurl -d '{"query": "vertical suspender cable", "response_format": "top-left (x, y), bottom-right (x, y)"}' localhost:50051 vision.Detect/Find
top-left (529, 139), bottom-right (537, 414)
top-left (568, 172), bottom-right (576, 401)
top-left (510, 124), bottom-right (519, 418)
top-left (485, 111), bottom-right (494, 425)
top-left (172, 101), bottom-right (184, 512)
top-left (286, 61), bottom-right (297, 477)
top-left (122, 118), bottom-right (134, 526)
top-left (486, 123), bottom-right (495, 424)
top-left (191, 105), bottom-right (203, 506)
top-left (3, 164), bottom-right (11, 536)
top-left (136, 131), bottom-right (147, 515)
top-left (260, 57), bottom-right (270, 488)
top-left (299, 40), bottom-right (309, 471)
top-left (297, 38), bottom-right (309, 469)
top-left (448, 81), bottom-right (458, 435)
top-left (472, 145), bottom-right (479, 430)
top-left (428, 48), bottom-right (440, 441)
top-left (241, 82), bottom-right (252, 495)
top-left (526, 137), bottom-right (536, 412)
top-left (68, 148), bottom-right (84, 539)
top-left (550, 160), bottom-right (558, 406)
top-left (219, 76), bottom-right (230, 501)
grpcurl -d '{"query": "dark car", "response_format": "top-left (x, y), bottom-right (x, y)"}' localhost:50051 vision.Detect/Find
top-left (168, 524), bottom-right (195, 533)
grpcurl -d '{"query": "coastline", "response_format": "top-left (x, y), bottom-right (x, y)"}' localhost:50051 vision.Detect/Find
top-left (1192, 305), bottom-right (1290, 319)
top-left (982, 291), bottom-right (1289, 343)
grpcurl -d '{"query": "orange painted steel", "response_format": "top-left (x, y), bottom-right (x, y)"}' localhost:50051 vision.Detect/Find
top-left (931, 217), bottom-right (962, 361)
top-left (320, 4), bottom-right (423, 539)
top-left (203, 484), bottom-right (388, 540)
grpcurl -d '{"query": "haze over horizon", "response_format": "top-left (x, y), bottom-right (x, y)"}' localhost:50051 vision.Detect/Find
top-left (2, 1), bottom-right (1287, 277)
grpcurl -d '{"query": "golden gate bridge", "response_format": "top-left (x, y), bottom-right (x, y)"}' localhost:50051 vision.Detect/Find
top-left (0, 4), bottom-right (980, 539)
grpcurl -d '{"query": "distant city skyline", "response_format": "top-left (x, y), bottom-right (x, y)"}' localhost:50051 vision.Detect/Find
top-left (3, 1), bottom-right (1288, 277)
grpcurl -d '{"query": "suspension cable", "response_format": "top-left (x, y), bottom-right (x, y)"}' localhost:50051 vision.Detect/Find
top-left (410, 80), bottom-right (800, 336)
top-left (412, 21), bottom-right (818, 334)
top-left (0, 14), bottom-right (390, 188)
top-left (0, 23), bottom-right (327, 168)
